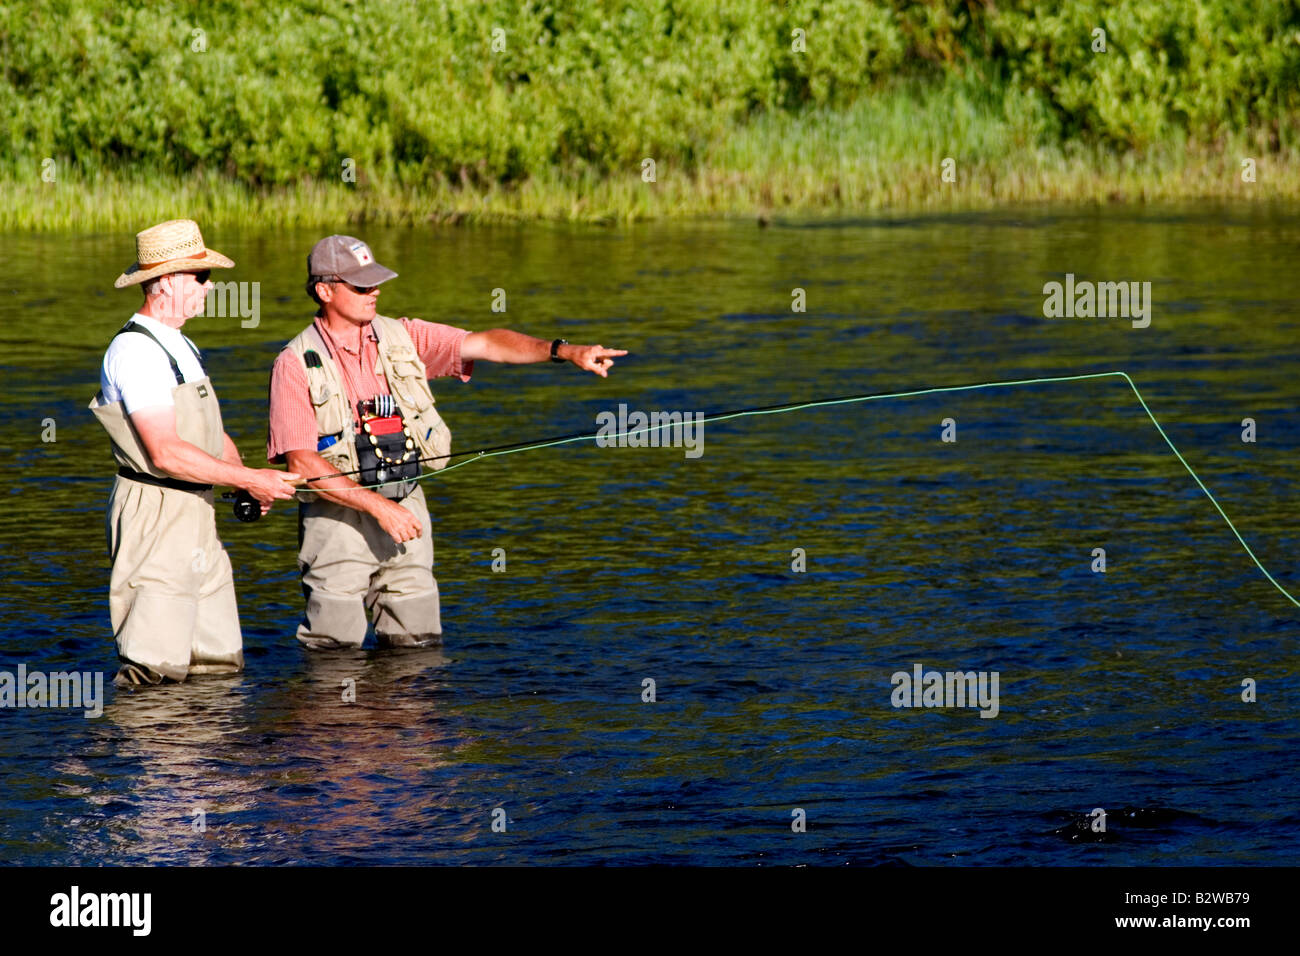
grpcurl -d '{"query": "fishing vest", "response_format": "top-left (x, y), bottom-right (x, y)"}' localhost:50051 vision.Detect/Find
top-left (89, 321), bottom-right (225, 482)
top-left (284, 315), bottom-right (452, 484)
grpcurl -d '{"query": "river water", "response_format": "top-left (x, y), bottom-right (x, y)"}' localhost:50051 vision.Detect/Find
top-left (1, 203), bottom-right (1298, 865)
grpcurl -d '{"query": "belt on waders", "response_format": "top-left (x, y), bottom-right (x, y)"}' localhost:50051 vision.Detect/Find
top-left (117, 467), bottom-right (213, 493)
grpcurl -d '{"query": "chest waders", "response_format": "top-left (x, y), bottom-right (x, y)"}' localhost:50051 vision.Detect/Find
top-left (89, 322), bottom-right (243, 682)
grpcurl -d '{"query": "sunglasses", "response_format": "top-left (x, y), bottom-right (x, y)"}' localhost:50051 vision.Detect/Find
top-left (186, 270), bottom-right (211, 284)
top-left (340, 281), bottom-right (377, 295)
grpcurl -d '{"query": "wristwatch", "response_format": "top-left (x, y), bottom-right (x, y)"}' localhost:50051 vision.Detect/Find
top-left (550, 338), bottom-right (568, 362)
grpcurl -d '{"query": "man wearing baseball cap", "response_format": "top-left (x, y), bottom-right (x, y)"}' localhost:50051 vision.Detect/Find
top-left (267, 235), bottom-right (626, 649)
top-left (90, 219), bottom-right (300, 687)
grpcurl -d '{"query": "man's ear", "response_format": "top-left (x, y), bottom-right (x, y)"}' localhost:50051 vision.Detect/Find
top-left (316, 281), bottom-right (333, 304)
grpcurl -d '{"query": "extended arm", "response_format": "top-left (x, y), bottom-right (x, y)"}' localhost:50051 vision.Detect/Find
top-left (460, 329), bottom-right (627, 377)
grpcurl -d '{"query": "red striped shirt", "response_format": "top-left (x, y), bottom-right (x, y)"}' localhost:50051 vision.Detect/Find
top-left (267, 316), bottom-right (473, 463)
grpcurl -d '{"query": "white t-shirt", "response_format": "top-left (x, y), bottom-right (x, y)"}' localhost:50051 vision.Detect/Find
top-left (100, 313), bottom-right (207, 414)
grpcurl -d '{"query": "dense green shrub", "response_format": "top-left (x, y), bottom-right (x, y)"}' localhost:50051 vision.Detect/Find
top-left (972, 0), bottom-right (1300, 148)
top-left (1, 0), bottom-right (1295, 189)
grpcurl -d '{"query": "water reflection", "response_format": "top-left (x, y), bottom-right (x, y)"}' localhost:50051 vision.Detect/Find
top-left (250, 647), bottom-right (472, 863)
top-left (79, 675), bottom-right (253, 863)
top-left (59, 647), bottom-right (467, 863)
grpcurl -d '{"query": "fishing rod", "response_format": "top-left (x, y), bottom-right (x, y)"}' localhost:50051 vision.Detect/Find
top-left (219, 369), bottom-right (1300, 611)
top-left (225, 371), bottom-right (1115, 519)
top-left (276, 371), bottom-right (1131, 487)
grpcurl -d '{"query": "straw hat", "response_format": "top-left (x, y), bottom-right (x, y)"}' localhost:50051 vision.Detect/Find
top-left (114, 219), bottom-right (235, 289)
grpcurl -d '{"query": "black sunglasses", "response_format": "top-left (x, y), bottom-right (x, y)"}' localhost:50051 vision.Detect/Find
top-left (187, 270), bottom-right (211, 284)
top-left (312, 275), bottom-right (377, 295)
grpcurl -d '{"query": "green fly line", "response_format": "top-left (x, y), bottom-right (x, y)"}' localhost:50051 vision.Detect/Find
top-left (321, 369), bottom-right (1298, 609)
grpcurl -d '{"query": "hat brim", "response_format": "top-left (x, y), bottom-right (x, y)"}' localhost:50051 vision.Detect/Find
top-left (333, 262), bottom-right (398, 287)
top-left (114, 250), bottom-right (235, 289)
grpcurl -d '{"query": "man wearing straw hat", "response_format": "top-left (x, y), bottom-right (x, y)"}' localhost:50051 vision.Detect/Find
top-left (90, 219), bottom-right (300, 688)
top-left (267, 235), bottom-right (625, 650)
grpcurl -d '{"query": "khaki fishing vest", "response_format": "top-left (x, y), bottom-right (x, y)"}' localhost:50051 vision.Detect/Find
top-left (89, 324), bottom-right (225, 477)
top-left (284, 315), bottom-right (452, 482)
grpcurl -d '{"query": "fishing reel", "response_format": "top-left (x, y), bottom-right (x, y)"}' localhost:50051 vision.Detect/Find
top-left (222, 489), bottom-right (262, 522)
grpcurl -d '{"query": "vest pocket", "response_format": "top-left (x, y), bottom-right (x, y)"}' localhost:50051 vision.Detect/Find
top-left (309, 377), bottom-right (347, 434)
top-left (389, 362), bottom-right (434, 411)
top-left (308, 378), bottom-right (332, 404)
top-left (390, 358), bottom-right (426, 378)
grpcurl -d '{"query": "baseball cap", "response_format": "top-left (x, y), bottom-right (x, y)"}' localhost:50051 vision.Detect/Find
top-left (307, 235), bottom-right (398, 288)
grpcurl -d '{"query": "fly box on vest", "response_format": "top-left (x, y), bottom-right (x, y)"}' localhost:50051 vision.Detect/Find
top-left (357, 396), bottom-right (420, 486)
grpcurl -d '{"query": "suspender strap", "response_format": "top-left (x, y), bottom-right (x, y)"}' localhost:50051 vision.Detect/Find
top-left (113, 321), bottom-right (206, 385)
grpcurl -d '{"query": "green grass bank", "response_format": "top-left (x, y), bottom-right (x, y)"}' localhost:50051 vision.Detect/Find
top-left (3, 0), bottom-right (1298, 228)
